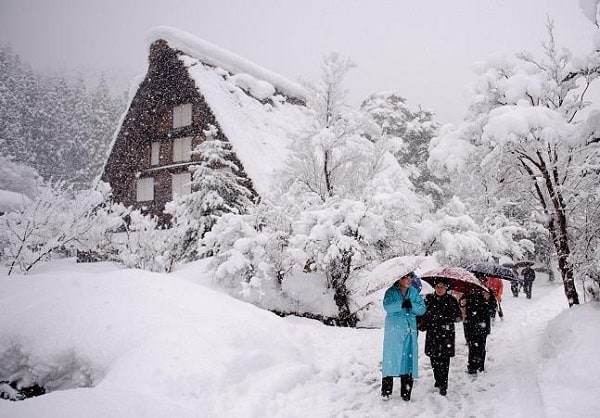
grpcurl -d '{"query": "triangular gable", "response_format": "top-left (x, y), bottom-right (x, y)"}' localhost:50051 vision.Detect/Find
top-left (144, 26), bottom-right (311, 197)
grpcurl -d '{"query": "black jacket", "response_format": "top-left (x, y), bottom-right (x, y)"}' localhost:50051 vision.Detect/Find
top-left (462, 292), bottom-right (496, 338)
top-left (420, 293), bottom-right (462, 358)
top-left (523, 267), bottom-right (535, 283)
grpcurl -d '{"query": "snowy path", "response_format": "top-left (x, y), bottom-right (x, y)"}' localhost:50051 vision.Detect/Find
top-left (275, 278), bottom-right (568, 417)
top-left (483, 280), bottom-right (563, 417)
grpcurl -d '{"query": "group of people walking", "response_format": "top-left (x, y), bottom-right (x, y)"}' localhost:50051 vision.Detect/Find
top-left (380, 271), bottom-right (496, 401)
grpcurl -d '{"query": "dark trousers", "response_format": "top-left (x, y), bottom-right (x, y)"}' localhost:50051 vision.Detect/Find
top-left (511, 282), bottom-right (519, 297)
top-left (430, 356), bottom-right (450, 389)
top-left (381, 374), bottom-right (413, 400)
top-left (523, 282), bottom-right (533, 299)
top-left (467, 332), bottom-right (487, 373)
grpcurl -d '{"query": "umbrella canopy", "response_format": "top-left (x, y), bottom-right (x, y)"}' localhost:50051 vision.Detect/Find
top-left (465, 262), bottom-right (518, 282)
top-left (420, 266), bottom-right (490, 295)
top-left (361, 256), bottom-right (422, 296)
top-left (514, 260), bottom-right (535, 268)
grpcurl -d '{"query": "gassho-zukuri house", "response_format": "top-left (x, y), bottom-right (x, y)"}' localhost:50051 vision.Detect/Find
top-left (101, 26), bottom-right (312, 221)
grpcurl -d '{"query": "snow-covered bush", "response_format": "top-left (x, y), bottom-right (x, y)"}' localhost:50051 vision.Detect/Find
top-left (106, 210), bottom-right (172, 273)
top-left (0, 181), bottom-right (118, 274)
top-left (202, 204), bottom-right (304, 309)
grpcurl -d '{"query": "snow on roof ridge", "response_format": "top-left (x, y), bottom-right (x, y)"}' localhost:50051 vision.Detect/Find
top-left (146, 26), bottom-right (307, 101)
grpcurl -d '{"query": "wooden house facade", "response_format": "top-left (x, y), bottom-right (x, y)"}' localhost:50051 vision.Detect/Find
top-left (101, 27), bottom-right (309, 222)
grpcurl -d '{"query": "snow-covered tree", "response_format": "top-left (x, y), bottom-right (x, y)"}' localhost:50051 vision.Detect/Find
top-left (418, 196), bottom-right (533, 266)
top-left (0, 45), bottom-right (40, 167)
top-left (283, 53), bottom-right (381, 201)
top-left (203, 54), bottom-right (434, 325)
top-left (166, 125), bottom-right (257, 265)
top-left (361, 92), bottom-right (447, 207)
top-left (0, 46), bottom-right (125, 188)
top-left (430, 21), bottom-right (600, 306)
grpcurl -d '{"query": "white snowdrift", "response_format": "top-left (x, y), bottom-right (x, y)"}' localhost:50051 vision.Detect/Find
top-left (0, 258), bottom-right (597, 417)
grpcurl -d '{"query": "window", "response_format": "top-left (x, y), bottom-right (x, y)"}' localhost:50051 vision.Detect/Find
top-left (172, 172), bottom-right (191, 198)
top-left (136, 177), bottom-right (154, 202)
top-left (173, 137), bottom-right (192, 162)
top-left (173, 103), bottom-right (192, 128)
top-left (151, 142), bottom-right (160, 166)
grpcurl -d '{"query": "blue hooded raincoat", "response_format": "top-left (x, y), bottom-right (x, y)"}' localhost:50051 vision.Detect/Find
top-left (382, 284), bottom-right (426, 377)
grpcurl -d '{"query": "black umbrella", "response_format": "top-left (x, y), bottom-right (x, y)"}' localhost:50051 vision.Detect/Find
top-left (514, 260), bottom-right (535, 268)
top-left (464, 262), bottom-right (518, 282)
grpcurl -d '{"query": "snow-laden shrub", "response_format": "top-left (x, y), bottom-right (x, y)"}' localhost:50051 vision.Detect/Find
top-left (106, 210), bottom-right (172, 273)
top-left (0, 181), bottom-right (119, 274)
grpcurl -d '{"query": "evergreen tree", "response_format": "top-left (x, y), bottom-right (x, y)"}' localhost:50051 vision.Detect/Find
top-left (0, 45), bottom-right (39, 165)
top-left (0, 45), bottom-right (125, 188)
top-left (166, 125), bottom-right (256, 264)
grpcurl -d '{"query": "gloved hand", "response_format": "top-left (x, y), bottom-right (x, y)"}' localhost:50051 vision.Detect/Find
top-left (401, 299), bottom-right (412, 311)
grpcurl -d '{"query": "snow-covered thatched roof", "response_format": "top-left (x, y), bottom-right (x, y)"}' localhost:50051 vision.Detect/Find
top-left (143, 26), bottom-right (311, 196)
top-left (147, 27), bottom-right (307, 102)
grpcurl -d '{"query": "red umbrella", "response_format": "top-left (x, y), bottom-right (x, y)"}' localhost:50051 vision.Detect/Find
top-left (420, 266), bottom-right (491, 295)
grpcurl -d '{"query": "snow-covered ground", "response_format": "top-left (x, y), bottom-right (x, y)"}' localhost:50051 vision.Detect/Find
top-left (0, 258), bottom-right (597, 417)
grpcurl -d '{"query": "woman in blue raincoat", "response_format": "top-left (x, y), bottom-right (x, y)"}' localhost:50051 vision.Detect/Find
top-left (381, 272), bottom-right (426, 401)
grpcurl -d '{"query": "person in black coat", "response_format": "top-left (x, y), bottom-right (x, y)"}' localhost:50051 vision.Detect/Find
top-left (460, 290), bottom-right (496, 374)
top-left (418, 277), bottom-right (462, 396)
top-left (522, 266), bottom-right (536, 299)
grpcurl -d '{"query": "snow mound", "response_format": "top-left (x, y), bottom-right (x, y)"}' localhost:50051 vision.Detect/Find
top-left (0, 266), bottom-right (309, 416)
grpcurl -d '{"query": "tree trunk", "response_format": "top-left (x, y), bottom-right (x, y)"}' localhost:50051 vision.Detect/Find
top-left (552, 209), bottom-right (580, 306)
top-left (323, 150), bottom-right (333, 198)
top-left (538, 160), bottom-right (580, 306)
top-left (328, 252), bottom-right (357, 327)
top-left (522, 156), bottom-right (580, 306)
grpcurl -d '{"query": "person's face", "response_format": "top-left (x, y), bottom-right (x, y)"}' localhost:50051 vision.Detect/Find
top-left (397, 275), bottom-right (411, 290)
top-left (435, 282), bottom-right (447, 296)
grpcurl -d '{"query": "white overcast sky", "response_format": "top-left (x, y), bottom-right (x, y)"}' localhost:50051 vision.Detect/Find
top-left (0, 0), bottom-right (597, 124)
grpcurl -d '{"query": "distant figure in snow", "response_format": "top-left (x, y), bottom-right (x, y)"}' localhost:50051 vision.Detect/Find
top-left (522, 266), bottom-right (536, 299)
top-left (510, 277), bottom-right (521, 297)
top-left (460, 290), bottom-right (496, 374)
top-left (505, 265), bottom-right (520, 297)
top-left (381, 272), bottom-right (427, 401)
top-left (482, 276), bottom-right (504, 320)
top-left (418, 277), bottom-right (461, 396)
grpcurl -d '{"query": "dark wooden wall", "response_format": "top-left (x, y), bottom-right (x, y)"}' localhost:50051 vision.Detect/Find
top-left (102, 40), bottom-right (255, 222)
